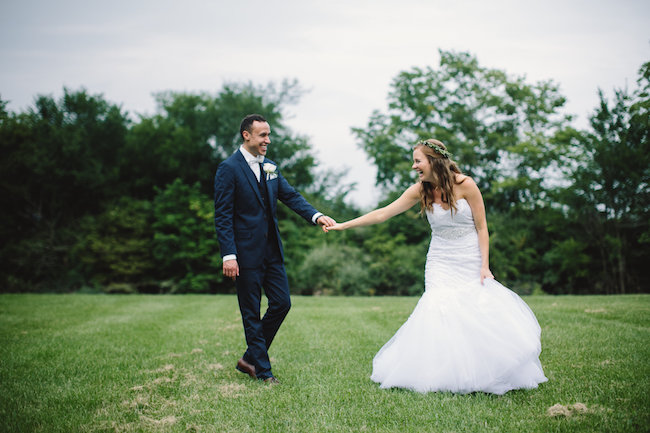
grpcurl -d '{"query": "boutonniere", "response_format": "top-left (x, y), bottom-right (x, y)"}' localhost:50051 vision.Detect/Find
top-left (263, 163), bottom-right (277, 180)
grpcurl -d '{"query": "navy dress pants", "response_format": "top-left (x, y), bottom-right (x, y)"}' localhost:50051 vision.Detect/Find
top-left (236, 241), bottom-right (291, 380)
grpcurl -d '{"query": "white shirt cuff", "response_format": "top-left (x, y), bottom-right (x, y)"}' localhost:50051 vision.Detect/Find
top-left (312, 212), bottom-right (323, 224)
top-left (222, 254), bottom-right (237, 262)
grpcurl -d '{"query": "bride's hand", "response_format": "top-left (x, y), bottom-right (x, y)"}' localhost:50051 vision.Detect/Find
top-left (480, 267), bottom-right (494, 284)
top-left (325, 223), bottom-right (345, 232)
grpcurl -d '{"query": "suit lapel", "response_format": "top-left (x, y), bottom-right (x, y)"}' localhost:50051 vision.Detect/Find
top-left (235, 151), bottom-right (264, 207)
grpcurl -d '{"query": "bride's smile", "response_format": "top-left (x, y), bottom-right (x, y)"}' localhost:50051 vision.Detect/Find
top-left (412, 148), bottom-right (432, 181)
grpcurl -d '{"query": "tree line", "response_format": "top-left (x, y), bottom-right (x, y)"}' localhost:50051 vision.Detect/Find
top-left (1, 51), bottom-right (648, 295)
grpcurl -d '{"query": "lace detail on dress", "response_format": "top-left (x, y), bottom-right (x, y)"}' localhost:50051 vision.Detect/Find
top-left (430, 225), bottom-right (476, 240)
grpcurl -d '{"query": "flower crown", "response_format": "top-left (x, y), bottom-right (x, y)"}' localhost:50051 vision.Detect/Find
top-left (418, 140), bottom-right (452, 159)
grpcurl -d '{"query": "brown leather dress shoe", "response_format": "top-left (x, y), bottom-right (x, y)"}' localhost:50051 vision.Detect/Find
top-left (263, 376), bottom-right (280, 385)
top-left (236, 358), bottom-right (256, 379)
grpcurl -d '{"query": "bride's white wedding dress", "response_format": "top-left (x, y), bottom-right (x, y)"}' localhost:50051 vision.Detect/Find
top-left (370, 199), bottom-right (548, 394)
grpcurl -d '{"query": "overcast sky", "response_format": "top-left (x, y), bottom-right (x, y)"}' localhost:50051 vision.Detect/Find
top-left (1, 0), bottom-right (648, 207)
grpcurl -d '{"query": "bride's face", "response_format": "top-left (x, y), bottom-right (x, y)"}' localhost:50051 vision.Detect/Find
top-left (412, 148), bottom-right (433, 182)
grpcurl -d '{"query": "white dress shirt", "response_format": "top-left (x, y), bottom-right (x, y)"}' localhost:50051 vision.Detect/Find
top-left (239, 145), bottom-right (265, 181)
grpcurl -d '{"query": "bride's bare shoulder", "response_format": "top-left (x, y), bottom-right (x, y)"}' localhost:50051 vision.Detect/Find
top-left (403, 182), bottom-right (422, 192)
top-left (404, 182), bottom-right (423, 198)
top-left (454, 175), bottom-right (478, 199)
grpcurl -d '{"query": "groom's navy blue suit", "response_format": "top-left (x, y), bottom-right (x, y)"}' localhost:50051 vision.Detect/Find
top-left (214, 149), bottom-right (320, 379)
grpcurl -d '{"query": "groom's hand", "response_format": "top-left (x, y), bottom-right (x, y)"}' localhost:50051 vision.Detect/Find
top-left (223, 259), bottom-right (239, 281)
top-left (317, 215), bottom-right (336, 232)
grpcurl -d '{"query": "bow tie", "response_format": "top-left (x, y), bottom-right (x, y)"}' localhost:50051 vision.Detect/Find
top-left (248, 155), bottom-right (264, 165)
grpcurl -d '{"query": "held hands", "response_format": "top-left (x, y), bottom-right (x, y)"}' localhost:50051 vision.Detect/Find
top-left (316, 215), bottom-right (337, 233)
top-left (323, 222), bottom-right (345, 232)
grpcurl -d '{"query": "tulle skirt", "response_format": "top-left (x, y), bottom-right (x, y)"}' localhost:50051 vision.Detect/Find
top-left (370, 237), bottom-right (547, 394)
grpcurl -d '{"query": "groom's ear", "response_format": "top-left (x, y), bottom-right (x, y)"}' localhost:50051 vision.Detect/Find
top-left (242, 130), bottom-right (250, 142)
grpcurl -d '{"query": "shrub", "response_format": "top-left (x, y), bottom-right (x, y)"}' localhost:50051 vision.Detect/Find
top-left (295, 244), bottom-right (372, 296)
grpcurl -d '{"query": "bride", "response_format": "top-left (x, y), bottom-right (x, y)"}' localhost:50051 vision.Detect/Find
top-left (327, 139), bottom-right (548, 394)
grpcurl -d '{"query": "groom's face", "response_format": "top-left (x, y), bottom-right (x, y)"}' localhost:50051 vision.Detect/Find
top-left (242, 121), bottom-right (271, 157)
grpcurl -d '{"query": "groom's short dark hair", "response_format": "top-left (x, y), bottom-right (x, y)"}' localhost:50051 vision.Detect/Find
top-left (240, 114), bottom-right (267, 139)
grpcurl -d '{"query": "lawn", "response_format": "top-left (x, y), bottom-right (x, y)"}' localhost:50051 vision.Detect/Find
top-left (0, 294), bottom-right (648, 432)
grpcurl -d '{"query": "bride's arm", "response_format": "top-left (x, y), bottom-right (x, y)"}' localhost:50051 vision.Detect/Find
top-left (328, 184), bottom-right (421, 231)
top-left (461, 178), bottom-right (494, 284)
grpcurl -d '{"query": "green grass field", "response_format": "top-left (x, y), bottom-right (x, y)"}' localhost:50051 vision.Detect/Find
top-left (0, 294), bottom-right (648, 432)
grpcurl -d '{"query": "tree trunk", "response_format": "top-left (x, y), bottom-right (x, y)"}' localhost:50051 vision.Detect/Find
top-left (616, 224), bottom-right (626, 294)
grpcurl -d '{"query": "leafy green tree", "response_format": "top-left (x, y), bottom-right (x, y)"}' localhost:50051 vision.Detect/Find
top-left (352, 50), bottom-right (573, 211)
top-left (0, 89), bottom-right (130, 290)
top-left (0, 89), bottom-right (129, 220)
top-left (542, 237), bottom-right (592, 294)
top-left (122, 79), bottom-right (315, 199)
top-left (488, 205), bottom-right (569, 294)
top-left (553, 62), bottom-right (650, 293)
top-left (72, 198), bottom-right (156, 290)
top-left (152, 179), bottom-right (224, 293)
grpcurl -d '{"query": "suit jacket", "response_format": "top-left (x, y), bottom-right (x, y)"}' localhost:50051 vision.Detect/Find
top-left (214, 150), bottom-right (318, 268)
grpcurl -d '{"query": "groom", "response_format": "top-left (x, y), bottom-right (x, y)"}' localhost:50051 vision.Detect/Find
top-left (214, 114), bottom-right (335, 384)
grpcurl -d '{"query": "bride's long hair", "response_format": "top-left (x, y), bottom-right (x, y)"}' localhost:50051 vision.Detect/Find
top-left (415, 139), bottom-right (465, 214)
